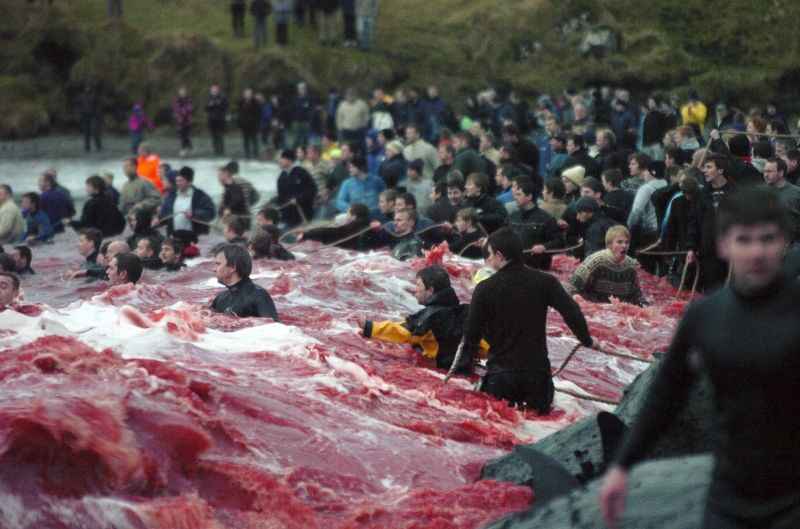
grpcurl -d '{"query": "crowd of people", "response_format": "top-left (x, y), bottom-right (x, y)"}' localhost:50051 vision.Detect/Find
top-left (228, 0), bottom-right (380, 50)
top-left (7, 80), bottom-right (800, 528)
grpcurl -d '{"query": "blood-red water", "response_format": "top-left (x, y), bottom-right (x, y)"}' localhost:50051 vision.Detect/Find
top-left (0, 236), bottom-right (686, 528)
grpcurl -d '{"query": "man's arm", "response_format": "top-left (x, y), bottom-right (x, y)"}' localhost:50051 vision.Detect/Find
top-left (546, 275), bottom-right (592, 346)
top-left (460, 282), bottom-right (489, 370)
top-left (600, 305), bottom-right (697, 527)
top-left (255, 291), bottom-right (279, 321)
top-left (193, 190), bottom-right (216, 223)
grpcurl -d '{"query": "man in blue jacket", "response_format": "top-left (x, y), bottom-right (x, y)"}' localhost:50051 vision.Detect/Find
top-left (336, 155), bottom-right (385, 213)
top-left (158, 166), bottom-right (216, 237)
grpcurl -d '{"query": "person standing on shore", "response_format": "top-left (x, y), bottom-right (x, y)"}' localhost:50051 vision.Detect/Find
top-left (173, 87), bottom-right (193, 157)
top-left (250, 0), bottom-right (271, 48)
top-left (128, 103), bottom-right (153, 155)
top-left (231, 0), bottom-right (246, 37)
top-left (206, 85), bottom-right (229, 156)
top-left (0, 186), bottom-right (25, 245)
top-left (238, 88), bottom-right (261, 159)
top-left (77, 85), bottom-right (102, 153)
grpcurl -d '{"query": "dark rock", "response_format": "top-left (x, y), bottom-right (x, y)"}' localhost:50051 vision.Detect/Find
top-left (614, 358), bottom-right (716, 459)
top-left (484, 454), bottom-right (712, 529)
top-left (481, 445), bottom-right (579, 509)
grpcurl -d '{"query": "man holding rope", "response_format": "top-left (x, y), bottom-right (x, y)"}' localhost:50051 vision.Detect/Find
top-left (600, 187), bottom-right (800, 529)
top-left (459, 227), bottom-right (593, 413)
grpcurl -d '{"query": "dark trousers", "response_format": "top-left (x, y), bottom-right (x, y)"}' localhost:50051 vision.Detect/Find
top-left (343, 12), bottom-right (356, 40)
top-left (276, 22), bottom-right (288, 45)
top-left (242, 130), bottom-right (259, 159)
top-left (178, 125), bottom-right (192, 150)
top-left (231, 7), bottom-right (245, 37)
top-left (209, 122), bottom-right (225, 155)
top-left (480, 370), bottom-right (554, 414)
top-left (253, 17), bottom-right (267, 47)
top-left (81, 116), bottom-right (102, 152)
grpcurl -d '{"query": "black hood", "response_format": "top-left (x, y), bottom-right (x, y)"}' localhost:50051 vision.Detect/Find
top-left (424, 286), bottom-right (460, 307)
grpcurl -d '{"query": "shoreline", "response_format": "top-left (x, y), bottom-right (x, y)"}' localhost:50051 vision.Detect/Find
top-left (0, 132), bottom-right (283, 161)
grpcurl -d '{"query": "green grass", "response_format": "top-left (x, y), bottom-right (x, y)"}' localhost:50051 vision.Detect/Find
top-left (2, 0), bottom-right (799, 138)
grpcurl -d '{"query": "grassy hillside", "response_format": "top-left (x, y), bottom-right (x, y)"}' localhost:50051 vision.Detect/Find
top-left (1, 0), bottom-right (799, 138)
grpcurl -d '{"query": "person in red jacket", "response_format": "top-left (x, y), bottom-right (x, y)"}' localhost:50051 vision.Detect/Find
top-left (136, 143), bottom-right (163, 193)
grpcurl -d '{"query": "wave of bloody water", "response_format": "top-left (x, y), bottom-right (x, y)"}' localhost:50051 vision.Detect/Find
top-left (0, 236), bottom-right (687, 528)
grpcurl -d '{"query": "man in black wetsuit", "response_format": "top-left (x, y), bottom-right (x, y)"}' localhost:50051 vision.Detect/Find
top-left (210, 244), bottom-right (278, 320)
top-left (600, 186), bottom-right (800, 529)
top-left (461, 228), bottom-right (593, 413)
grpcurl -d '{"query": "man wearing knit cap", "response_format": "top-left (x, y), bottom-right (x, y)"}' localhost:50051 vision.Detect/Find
top-left (575, 196), bottom-right (616, 259)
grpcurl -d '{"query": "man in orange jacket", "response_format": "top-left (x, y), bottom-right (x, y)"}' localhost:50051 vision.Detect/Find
top-left (137, 143), bottom-right (164, 193)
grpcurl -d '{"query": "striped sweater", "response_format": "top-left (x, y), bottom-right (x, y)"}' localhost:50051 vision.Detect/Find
top-left (566, 249), bottom-right (644, 305)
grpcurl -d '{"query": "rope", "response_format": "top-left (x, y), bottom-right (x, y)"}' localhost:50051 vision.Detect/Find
top-left (635, 238), bottom-right (664, 255)
top-left (638, 249), bottom-right (689, 256)
top-left (718, 129), bottom-right (800, 140)
top-left (521, 239), bottom-right (583, 256)
top-left (443, 339), bottom-right (465, 384)
top-left (552, 343), bottom-right (582, 377)
top-left (555, 387), bottom-right (620, 406)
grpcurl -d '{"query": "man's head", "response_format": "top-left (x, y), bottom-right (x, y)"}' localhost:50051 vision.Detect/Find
top-left (580, 177), bottom-right (604, 203)
top-left (214, 243), bottom-right (253, 286)
top-left (176, 166), bottom-right (194, 192)
top-left (378, 189), bottom-right (397, 215)
top-left (256, 206), bottom-right (280, 228)
top-left (79, 228), bottom-right (103, 257)
top-left (438, 144), bottom-right (455, 165)
top-left (787, 149), bottom-right (800, 173)
top-left (455, 207), bottom-right (477, 233)
top-left (664, 147), bottom-right (684, 169)
top-left (278, 149), bottom-right (296, 170)
top-left (407, 159), bottom-right (424, 181)
top-left (210, 84), bottom-right (220, 96)
top-left (159, 238), bottom-right (184, 266)
top-left (393, 208), bottom-right (416, 236)
top-left (543, 177), bottom-right (566, 202)
top-left (224, 216), bottom-right (248, 242)
top-left (495, 164), bottom-right (515, 190)
top-left (628, 152), bottom-right (652, 178)
top-left (395, 192), bottom-right (417, 213)
top-left (703, 154), bottom-right (729, 185)
top-left (486, 227), bottom-right (523, 270)
top-left (405, 124), bottom-right (421, 143)
top-left (605, 225), bottom-right (630, 259)
top-left (601, 169), bottom-right (623, 191)
top-left (349, 155), bottom-right (368, 179)
top-left (414, 265), bottom-right (451, 305)
top-left (106, 240), bottom-right (130, 263)
top-left (107, 253), bottom-right (143, 286)
top-left (0, 185), bottom-right (12, 204)
top-left (453, 131), bottom-right (474, 151)
top-left (0, 272), bottom-right (19, 307)
top-left (430, 181), bottom-right (447, 203)
top-left (596, 129), bottom-right (616, 151)
top-left (20, 192), bottom-right (39, 213)
top-left (38, 170), bottom-right (58, 193)
top-left (135, 236), bottom-right (160, 259)
top-left (12, 246), bottom-right (31, 272)
top-left (123, 157), bottom-right (138, 179)
top-left (513, 176), bottom-right (537, 208)
top-left (716, 187), bottom-right (790, 295)
top-left (248, 229), bottom-right (274, 259)
top-left (465, 172), bottom-right (489, 198)
top-left (347, 203), bottom-right (370, 224)
top-left (217, 165), bottom-right (234, 185)
top-left (447, 173), bottom-right (465, 205)
top-left (763, 157), bottom-right (787, 187)
top-left (566, 134), bottom-right (585, 155)
top-left (575, 196), bottom-right (599, 223)
top-left (561, 165), bottom-right (585, 194)
top-left (137, 143), bottom-right (151, 158)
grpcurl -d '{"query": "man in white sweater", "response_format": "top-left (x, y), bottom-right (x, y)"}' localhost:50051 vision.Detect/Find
top-left (0, 185), bottom-right (25, 245)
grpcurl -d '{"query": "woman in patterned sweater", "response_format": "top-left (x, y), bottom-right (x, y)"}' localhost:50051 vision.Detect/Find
top-left (566, 225), bottom-right (645, 306)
